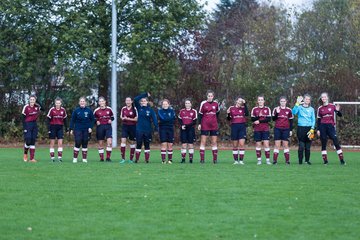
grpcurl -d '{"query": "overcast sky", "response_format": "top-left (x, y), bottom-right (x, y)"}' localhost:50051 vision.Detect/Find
top-left (200, 0), bottom-right (315, 11)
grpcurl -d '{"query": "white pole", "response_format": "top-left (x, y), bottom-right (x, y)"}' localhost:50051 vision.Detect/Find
top-left (111, 0), bottom-right (117, 147)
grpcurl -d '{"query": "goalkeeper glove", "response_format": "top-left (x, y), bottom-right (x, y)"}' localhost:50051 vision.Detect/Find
top-left (307, 129), bottom-right (315, 140)
top-left (296, 96), bottom-right (304, 106)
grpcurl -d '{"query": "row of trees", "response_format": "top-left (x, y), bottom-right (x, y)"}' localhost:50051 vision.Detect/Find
top-left (0, 0), bottom-right (359, 143)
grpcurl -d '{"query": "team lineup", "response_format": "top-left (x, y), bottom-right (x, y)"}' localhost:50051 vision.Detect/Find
top-left (21, 90), bottom-right (345, 165)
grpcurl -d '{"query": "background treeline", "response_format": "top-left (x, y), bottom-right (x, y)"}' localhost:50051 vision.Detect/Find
top-left (0, 0), bottom-right (359, 144)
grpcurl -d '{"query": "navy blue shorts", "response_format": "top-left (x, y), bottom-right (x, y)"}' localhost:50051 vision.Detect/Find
top-left (231, 123), bottom-right (247, 140)
top-left (121, 124), bottom-right (136, 141)
top-left (96, 124), bottom-right (112, 140)
top-left (180, 127), bottom-right (196, 144)
top-left (274, 128), bottom-right (290, 141)
top-left (136, 131), bottom-right (152, 146)
top-left (49, 125), bottom-right (64, 139)
top-left (24, 122), bottom-right (38, 140)
top-left (74, 129), bottom-right (90, 144)
top-left (159, 126), bottom-right (174, 143)
top-left (319, 124), bottom-right (337, 141)
top-left (201, 130), bottom-right (219, 136)
top-left (254, 131), bottom-right (270, 142)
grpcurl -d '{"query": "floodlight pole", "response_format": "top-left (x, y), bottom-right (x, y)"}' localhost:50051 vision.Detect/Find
top-left (111, 0), bottom-right (117, 147)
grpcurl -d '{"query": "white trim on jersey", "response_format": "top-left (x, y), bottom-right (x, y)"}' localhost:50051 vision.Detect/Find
top-left (22, 104), bottom-right (29, 115)
top-left (47, 107), bottom-right (55, 118)
top-left (199, 100), bottom-right (207, 115)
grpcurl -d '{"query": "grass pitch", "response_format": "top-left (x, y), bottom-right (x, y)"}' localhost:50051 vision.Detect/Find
top-left (0, 147), bottom-right (359, 239)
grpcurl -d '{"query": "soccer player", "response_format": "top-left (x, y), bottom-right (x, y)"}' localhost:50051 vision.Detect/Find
top-left (251, 95), bottom-right (272, 165)
top-left (69, 97), bottom-right (94, 163)
top-left (227, 96), bottom-right (249, 165)
top-left (120, 97), bottom-right (137, 163)
top-left (198, 90), bottom-right (220, 164)
top-left (94, 97), bottom-right (114, 162)
top-left (158, 99), bottom-right (176, 164)
top-left (133, 92), bottom-right (158, 163)
top-left (22, 95), bottom-right (42, 162)
top-left (292, 94), bottom-right (316, 165)
top-left (272, 96), bottom-right (294, 165)
top-left (178, 99), bottom-right (197, 163)
top-left (317, 92), bottom-right (345, 165)
top-left (47, 97), bottom-right (68, 162)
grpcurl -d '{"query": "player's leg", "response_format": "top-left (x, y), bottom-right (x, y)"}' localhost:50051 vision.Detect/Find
top-left (29, 124), bottom-right (38, 162)
top-left (105, 126), bottom-right (113, 162)
top-left (135, 131), bottom-right (143, 163)
top-left (57, 139), bottom-right (63, 162)
top-left (283, 140), bottom-right (290, 164)
top-left (167, 142), bottom-right (173, 163)
top-left (273, 128), bottom-right (280, 164)
top-left (97, 126), bottom-right (105, 161)
top-left (57, 126), bottom-right (64, 162)
top-left (254, 131), bottom-right (262, 164)
top-left (263, 139), bottom-right (271, 165)
top-left (210, 133), bottom-right (218, 164)
top-left (144, 132), bottom-right (152, 163)
top-left (282, 129), bottom-right (291, 164)
top-left (328, 125), bottom-right (345, 164)
top-left (231, 124), bottom-right (239, 164)
top-left (73, 130), bottom-right (82, 163)
top-left (128, 125), bottom-right (136, 162)
top-left (297, 126), bottom-right (306, 164)
top-left (199, 133), bottom-right (207, 163)
top-left (181, 143), bottom-right (187, 163)
top-left (238, 139), bottom-right (246, 164)
top-left (98, 140), bottom-right (105, 161)
top-left (50, 139), bottom-right (56, 162)
top-left (161, 142), bottom-right (167, 163)
top-left (167, 128), bottom-right (174, 163)
top-left (188, 127), bottom-right (195, 163)
top-left (81, 130), bottom-right (89, 163)
top-left (23, 123), bottom-right (31, 161)
top-left (273, 140), bottom-right (281, 164)
top-left (120, 125), bottom-right (128, 162)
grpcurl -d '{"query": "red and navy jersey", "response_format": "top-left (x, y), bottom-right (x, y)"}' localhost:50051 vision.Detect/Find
top-left (121, 106), bottom-right (137, 126)
top-left (199, 101), bottom-right (219, 131)
top-left (317, 104), bottom-right (337, 126)
top-left (272, 107), bottom-right (293, 129)
top-left (178, 108), bottom-right (197, 126)
top-left (47, 107), bottom-right (67, 125)
top-left (22, 104), bottom-right (41, 122)
top-left (228, 105), bottom-right (248, 124)
top-left (251, 106), bottom-right (271, 132)
top-left (94, 107), bottom-right (114, 125)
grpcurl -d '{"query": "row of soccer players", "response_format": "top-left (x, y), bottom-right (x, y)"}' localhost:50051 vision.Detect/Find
top-left (21, 91), bottom-right (345, 165)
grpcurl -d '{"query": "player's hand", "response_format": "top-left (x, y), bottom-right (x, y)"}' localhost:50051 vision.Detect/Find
top-left (108, 120), bottom-right (112, 124)
top-left (296, 96), bottom-right (304, 106)
top-left (182, 125), bottom-right (186, 130)
top-left (23, 129), bottom-right (27, 133)
top-left (335, 104), bottom-right (340, 111)
top-left (96, 121), bottom-right (100, 126)
top-left (242, 99), bottom-right (246, 104)
top-left (88, 128), bottom-right (92, 133)
top-left (289, 131), bottom-right (292, 137)
top-left (254, 120), bottom-right (260, 125)
top-left (198, 125), bottom-right (201, 131)
top-left (70, 130), bottom-right (73, 135)
top-left (226, 108), bottom-right (231, 114)
top-left (317, 130), bottom-right (320, 137)
top-left (48, 130), bottom-right (51, 134)
top-left (307, 129), bottom-right (315, 140)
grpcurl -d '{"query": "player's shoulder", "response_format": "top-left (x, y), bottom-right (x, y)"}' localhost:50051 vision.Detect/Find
top-left (121, 106), bottom-right (127, 111)
top-left (106, 106), bottom-right (113, 111)
top-left (94, 107), bottom-right (101, 113)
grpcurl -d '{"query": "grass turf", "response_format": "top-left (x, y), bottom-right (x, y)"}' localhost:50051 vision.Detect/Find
top-left (0, 147), bottom-right (359, 239)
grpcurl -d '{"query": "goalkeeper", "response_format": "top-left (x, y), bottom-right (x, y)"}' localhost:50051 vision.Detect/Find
top-left (292, 94), bottom-right (316, 165)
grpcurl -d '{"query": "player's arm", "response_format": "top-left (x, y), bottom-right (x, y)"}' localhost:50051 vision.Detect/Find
top-left (134, 92), bottom-right (149, 109)
top-left (272, 108), bottom-right (278, 121)
top-left (259, 117), bottom-right (271, 123)
top-left (244, 103), bottom-right (249, 116)
top-left (69, 109), bottom-right (76, 131)
top-left (335, 105), bottom-right (342, 117)
top-left (151, 109), bottom-right (159, 132)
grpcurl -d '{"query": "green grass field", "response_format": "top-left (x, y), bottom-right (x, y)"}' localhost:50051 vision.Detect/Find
top-left (1, 147), bottom-right (359, 240)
